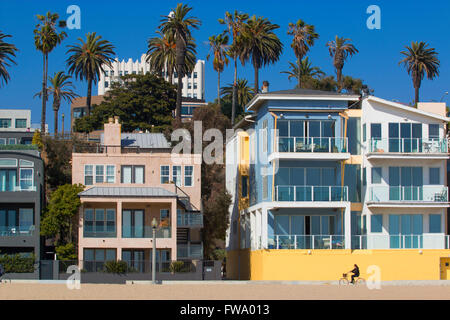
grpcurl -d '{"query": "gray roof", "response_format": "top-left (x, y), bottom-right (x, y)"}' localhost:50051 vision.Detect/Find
top-left (101, 133), bottom-right (170, 149)
top-left (79, 187), bottom-right (178, 198)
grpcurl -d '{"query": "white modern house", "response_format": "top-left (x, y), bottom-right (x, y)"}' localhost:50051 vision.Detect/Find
top-left (98, 54), bottom-right (205, 100)
top-left (0, 109), bottom-right (47, 135)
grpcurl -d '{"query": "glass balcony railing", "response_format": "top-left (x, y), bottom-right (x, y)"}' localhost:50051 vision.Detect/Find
top-left (268, 235), bottom-right (345, 249)
top-left (0, 186), bottom-right (37, 192)
top-left (177, 213), bottom-right (203, 227)
top-left (277, 137), bottom-right (348, 153)
top-left (369, 186), bottom-right (448, 202)
top-left (121, 226), bottom-right (171, 238)
top-left (83, 228), bottom-right (116, 238)
top-left (177, 244), bottom-right (203, 259)
top-left (352, 234), bottom-right (450, 249)
top-left (275, 185), bottom-right (348, 202)
top-left (0, 225), bottom-right (35, 236)
top-left (368, 138), bottom-right (448, 154)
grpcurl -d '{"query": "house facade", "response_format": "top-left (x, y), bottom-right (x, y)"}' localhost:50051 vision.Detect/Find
top-left (225, 88), bottom-right (450, 281)
top-left (72, 117), bottom-right (203, 272)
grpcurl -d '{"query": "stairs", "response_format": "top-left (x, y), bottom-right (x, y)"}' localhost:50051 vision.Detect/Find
top-left (177, 228), bottom-right (189, 244)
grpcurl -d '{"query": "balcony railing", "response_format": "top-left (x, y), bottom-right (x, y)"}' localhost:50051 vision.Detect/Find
top-left (83, 228), bottom-right (116, 238)
top-left (352, 234), bottom-right (450, 249)
top-left (368, 138), bottom-right (448, 154)
top-left (0, 186), bottom-right (37, 192)
top-left (277, 137), bottom-right (348, 153)
top-left (268, 235), bottom-right (345, 249)
top-left (177, 243), bottom-right (203, 259)
top-left (275, 185), bottom-right (348, 202)
top-left (121, 226), bottom-right (171, 238)
top-left (177, 213), bottom-right (203, 227)
top-left (0, 225), bottom-right (35, 236)
top-left (369, 186), bottom-right (448, 202)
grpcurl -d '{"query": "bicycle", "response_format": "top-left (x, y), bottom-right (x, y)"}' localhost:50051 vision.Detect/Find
top-left (339, 273), bottom-right (365, 285)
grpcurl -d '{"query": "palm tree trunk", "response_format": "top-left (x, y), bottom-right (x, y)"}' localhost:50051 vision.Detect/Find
top-left (336, 67), bottom-right (343, 93)
top-left (41, 53), bottom-right (47, 134)
top-left (231, 58), bottom-right (237, 126)
top-left (54, 108), bottom-right (58, 135)
top-left (254, 65), bottom-right (259, 95)
top-left (176, 66), bottom-right (183, 122)
top-left (297, 57), bottom-right (301, 88)
top-left (414, 86), bottom-right (420, 106)
top-left (217, 71), bottom-right (221, 106)
top-left (175, 34), bottom-right (186, 124)
top-left (86, 77), bottom-right (92, 116)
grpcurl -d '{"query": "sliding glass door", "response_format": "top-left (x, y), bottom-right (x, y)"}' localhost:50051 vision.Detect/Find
top-left (122, 209), bottom-right (144, 238)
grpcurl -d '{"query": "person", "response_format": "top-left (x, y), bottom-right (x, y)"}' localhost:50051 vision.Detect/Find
top-left (349, 264), bottom-right (360, 284)
top-left (0, 264), bottom-right (4, 283)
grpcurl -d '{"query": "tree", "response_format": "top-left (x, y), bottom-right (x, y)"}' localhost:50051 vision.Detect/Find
top-left (146, 31), bottom-right (197, 84)
top-left (74, 73), bottom-right (176, 133)
top-left (40, 184), bottom-right (84, 257)
top-left (219, 10), bottom-right (249, 126)
top-left (34, 12), bottom-right (67, 134)
top-left (287, 19), bottom-right (319, 87)
top-left (66, 32), bottom-right (115, 115)
top-left (220, 78), bottom-right (254, 121)
top-left (46, 71), bottom-right (79, 134)
top-left (159, 3), bottom-right (201, 123)
top-left (399, 41), bottom-right (440, 105)
top-left (207, 33), bottom-right (229, 106)
top-left (0, 31), bottom-right (18, 86)
top-left (300, 74), bottom-right (372, 95)
top-left (326, 35), bottom-right (358, 92)
top-left (281, 57), bottom-right (324, 87)
top-left (239, 15), bottom-right (283, 94)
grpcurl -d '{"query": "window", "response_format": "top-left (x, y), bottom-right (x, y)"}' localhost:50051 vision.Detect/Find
top-left (429, 124), bottom-right (439, 140)
top-left (83, 248), bottom-right (116, 272)
top-left (0, 169), bottom-right (16, 191)
top-left (122, 209), bottom-right (144, 238)
top-left (124, 71), bottom-right (128, 75)
top-left (160, 209), bottom-right (169, 222)
top-left (184, 166), bottom-right (193, 186)
top-left (193, 83), bottom-right (197, 89)
top-left (8, 138), bottom-right (16, 145)
top-left (188, 83), bottom-right (192, 89)
top-left (371, 167), bottom-right (382, 184)
top-left (84, 165), bottom-right (93, 185)
top-left (389, 122), bottom-right (422, 152)
top-left (371, 214), bottom-right (383, 232)
top-left (362, 124), bottom-right (366, 142)
top-left (110, 71), bottom-right (114, 76)
top-left (19, 168), bottom-right (33, 190)
top-left (429, 168), bottom-right (440, 185)
top-left (84, 208), bottom-right (116, 236)
top-left (0, 119), bottom-right (11, 128)
top-left (0, 138), bottom-right (5, 145)
top-left (173, 166), bottom-right (182, 186)
top-left (19, 160), bottom-right (33, 167)
top-left (119, 71), bottom-right (123, 76)
top-left (0, 158), bottom-right (17, 167)
top-left (105, 81), bottom-right (109, 88)
top-left (242, 176), bottom-right (248, 198)
top-left (15, 119), bottom-right (27, 128)
top-left (160, 166), bottom-right (170, 184)
top-left (132, 71), bottom-right (136, 74)
top-left (0, 207), bottom-right (34, 233)
top-left (194, 72), bottom-right (198, 78)
top-left (19, 208), bottom-right (33, 232)
top-left (95, 165), bottom-right (104, 183)
top-left (193, 93), bottom-right (197, 98)
top-left (370, 123), bottom-right (381, 140)
top-left (106, 165), bottom-right (115, 183)
top-left (121, 165), bottom-right (145, 184)
top-left (429, 214), bottom-right (441, 233)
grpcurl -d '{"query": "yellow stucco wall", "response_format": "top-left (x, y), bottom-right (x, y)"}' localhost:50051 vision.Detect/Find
top-left (227, 249), bottom-right (450, 281)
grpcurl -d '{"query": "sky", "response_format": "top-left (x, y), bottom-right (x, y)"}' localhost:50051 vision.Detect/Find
top-left (1, 0), bottom-right (450, 133)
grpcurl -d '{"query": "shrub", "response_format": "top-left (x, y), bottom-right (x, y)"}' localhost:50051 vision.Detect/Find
top-left (103, 260), bottom-right (129, 274)
top-left (0, 254), bottom-right (36, 273)
top-left (55, 243), bottom-right (77, 260)
top-left (169, 261), bottom-right (193, 273)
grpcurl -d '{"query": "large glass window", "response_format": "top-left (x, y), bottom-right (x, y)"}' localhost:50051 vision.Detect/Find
top-left (429, 168), bottom-right (440, 185)
top-left (19, 168), bottom-right (33, 190)
top-left (106, 165), bottom-right (115, 183)
top-left (122, 209), bottom-right (144, 238)
top-left (121, 165), bottom-right (145, 184)
top-left (184, 166), bottom-right (193, 186)
top-left (172, 166), bottom-right (181, 186)
top-left (15, 119), bottom-right (27, 128)
top-left (19, 208), bottom-right (33, 232)
top-left (370, 123), bottom-right (381, 140)
top-left (84, 208), bottom-right (116, 236)
top-left (371, 167), bottom-right (382, 184)
top-left (84, 248), bottom-right (116, 272)
top-left (160, 166), bottom-right (170, 184)
top-left (95, 165), bottom-right (104, 183)
top-left (84, 165), bottom-right (93, 185)
top-left (429, 124), bottom-right (439, 140)
top-left (389, 214), bottom-right (422, 248)
top-left (371, 214), bottom-right (383, 232)
top-left (0, 119), bottom-right (11, 128)
top-left (429, 214), bottom-right (441, 233)
top-left (0, 169), bottom-right (16, 191)
top-left (389, 166), bottom-right (423, 200)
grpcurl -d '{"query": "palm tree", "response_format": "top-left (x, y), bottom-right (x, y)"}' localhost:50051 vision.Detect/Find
top-left (399, 41), bottom-right (440, 105)
top-left (207, 33), bottom-right (229, 106)
top-left (239, 16), bottom-right (283, 94)
top-left (219, 11), bottom-right (249, 125)
top-left (146, 31), bottom-right (197, 84)
top-left (281, 57), bottom-right (324, 87)
top-left (159, 3), bottom-right (201, 123)
top-left (34, 12), bottom-right (67, 134)
top-left (66, 32), bottom-right (115, 115)
top-left (326, 36), bottom-right (358, 92)
top-left (221, 78), bottom-right (255, 109)
top-left (287, 19), bottom-right (319, 87)
top-left (0, 31), bottom-right (18, 86)
top-left (47, 71), bottom-right (79, 135)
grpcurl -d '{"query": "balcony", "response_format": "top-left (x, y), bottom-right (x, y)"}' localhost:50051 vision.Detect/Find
top-left (275, 185), bottom-right (348, 202)
top-left (352, 234), bottom-right (450, 249)
top-left (0, 225), bottom-right (35, 237)
top-left (177, 243), bottom-right (203, 259)
top-left (83, 227), bottom-right (116, 238)
top-left (177, 213), bottom-right (203, 227)
top-left (367, 138), bottom-right (449, 159)
top-left (368, 186), bottom-right (448, 207)
top-left (0, 186), bottom-right (37, 192)
top-left (121, 226), bottom-right (171, 238)
top-left (270, 137), bottom-right (350, 161)
top-left (268, 235), bottom-right (345, 249)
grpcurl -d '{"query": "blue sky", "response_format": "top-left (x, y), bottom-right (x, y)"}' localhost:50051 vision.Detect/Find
top-left (1, 0), bottom-right (449, 133)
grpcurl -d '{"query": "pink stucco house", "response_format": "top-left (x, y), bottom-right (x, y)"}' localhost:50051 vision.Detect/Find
top-left (72, 117), bottom-right (202, 272)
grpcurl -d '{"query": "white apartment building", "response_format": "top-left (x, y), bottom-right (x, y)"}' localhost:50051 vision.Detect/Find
top-left (98, 54), bottom-right (205, 100)
top-left (0, 109), bottom-right (47, 133)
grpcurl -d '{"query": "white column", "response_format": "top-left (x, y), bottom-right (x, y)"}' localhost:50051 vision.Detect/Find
top-left (171, 199), bottom-right (177, 260)
top-left (344, 203), bottom-right (352, 249)
top-left (261, 207), bottom-right (268, 249)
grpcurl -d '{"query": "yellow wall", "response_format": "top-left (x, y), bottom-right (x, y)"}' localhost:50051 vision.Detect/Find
top-left (227, 249), bottom-right (450, 281)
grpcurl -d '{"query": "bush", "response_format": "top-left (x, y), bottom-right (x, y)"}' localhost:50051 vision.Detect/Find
top-left (0, 254), bottom-right (36, 273)
top-left (169, 261), bottom-right (193, 273)
top-left (103, 260), bottom-right (129, 274)
top-left (55, 243), bottom-right (77, 260)
top-left (210, 249), bottom-right (226, 261)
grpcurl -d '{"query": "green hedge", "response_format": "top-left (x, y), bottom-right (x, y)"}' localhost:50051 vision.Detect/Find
top-left (0, 254), bottom-right (36, 273)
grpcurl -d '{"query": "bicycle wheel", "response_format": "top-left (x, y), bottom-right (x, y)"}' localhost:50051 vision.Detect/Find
top-left (355, 278), bottom-right (365, 286)
top-left (339, 278), bottom-right (349, 285)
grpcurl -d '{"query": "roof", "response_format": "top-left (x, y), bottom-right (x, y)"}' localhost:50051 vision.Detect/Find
top-left (246, 88), bottom-right (360, 112)
top-left (71, 95), bottom-right (105, 108)
top-left (79, 186), bottom-right (178, 198)
top-left (100, 133), bottom-right (171, 149)
top-left (182, 97), bottom-right (206, 103)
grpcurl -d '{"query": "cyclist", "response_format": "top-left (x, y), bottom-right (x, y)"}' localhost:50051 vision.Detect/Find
top-left (348, 264), bottom-right (360, 284)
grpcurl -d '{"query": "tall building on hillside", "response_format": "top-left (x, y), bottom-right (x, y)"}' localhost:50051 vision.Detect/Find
top-left (226, 87), bottom-right (450, 281)
top-left (98, 54), bottom-right (205, 100)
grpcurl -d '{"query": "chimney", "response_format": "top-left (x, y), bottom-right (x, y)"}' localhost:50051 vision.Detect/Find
top-left (261, 81), bottom-right (269, 93)
top-left (104, 116), bottom-right (121, 154)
